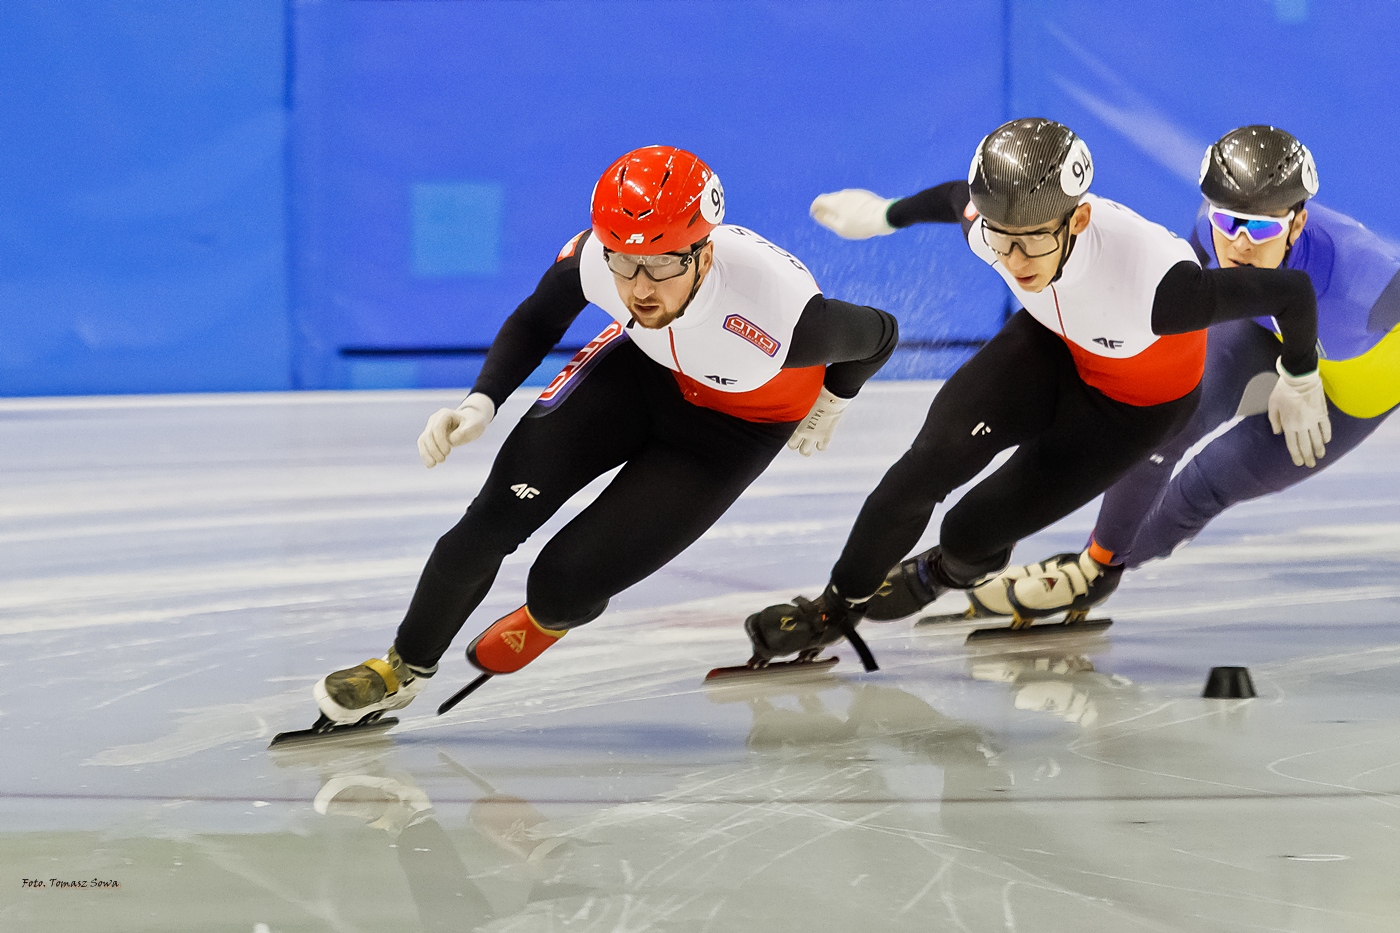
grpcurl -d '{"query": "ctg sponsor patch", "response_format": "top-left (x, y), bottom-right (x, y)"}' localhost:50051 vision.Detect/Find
top-left (723, 314), bottom-right (780, 357)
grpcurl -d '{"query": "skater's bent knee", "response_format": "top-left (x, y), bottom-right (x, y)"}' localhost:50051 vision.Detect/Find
top-left (526, 579), bottom-right (609, 630)
top-left (939, 522), bottom-right (1011, 582)
top-left (938, 546), bottom-right (1010, 587)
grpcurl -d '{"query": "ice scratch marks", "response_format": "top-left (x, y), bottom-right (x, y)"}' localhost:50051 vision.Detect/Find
top-left (0, 501), bottom-right (463, 546)
top-left (84, 687), bottom-right (308, 766)
top-left (1002, 880), bottom-right (1018, 931)
top-left (1267, 742), bottom-right (1400, 815)
top-left (0, 465), bottom-right (483, 523)
top-left (0, 557), bottom-right (427, 636)
top-left (92, 663), bottom-right (221, 710)
top-left (190, 838), bottom-right (362, 933)
top-left (898, 857), bottom-right (952, 914)
top-left (1263, 643), bottom-right (1400, 683)
top-left (1020, 862), bottom-right (1375, 923)
top-left (939, 891), bottom-right (975, 933)
top-left (1065, 702), bottom-right (1294, 798)
top-left (1115, 583), bottom-right (1400, 625)
top-left (697, 519), bottom-right (850, 543)
top-left (1346, 760), bottom-right (1400, 784)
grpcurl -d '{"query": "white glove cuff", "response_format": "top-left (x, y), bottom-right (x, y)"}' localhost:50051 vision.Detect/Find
top-left (1275, 357), bottom-right (1319, 386)
top-left (817, 387), bottom-right (852, 412)
top-left (457, 392), bottom-right (496, 422)
top-left (874, 199), bottom-right (897, 235)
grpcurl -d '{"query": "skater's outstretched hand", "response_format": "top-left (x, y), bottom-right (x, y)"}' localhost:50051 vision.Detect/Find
top-left (418, 393), bottom-right (496, 468)
top-left (809, 189), bottom-right (897, 240)
top-left (788, 387), bottom-right (851, 456)
top-left (1267, 358), bottom-right (1331, 468)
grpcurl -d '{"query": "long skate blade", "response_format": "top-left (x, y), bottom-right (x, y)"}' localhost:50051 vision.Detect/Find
top-left (964, 618), bottom-right (1112, 644)
top-left (437, 673), bottom-right (493, 716)
top-left (268, 716), bottom-right (399, 749)
top-left (916, 606), bottom-right (1003, 626)
top-left (703, 656), bottom-right (838, 684)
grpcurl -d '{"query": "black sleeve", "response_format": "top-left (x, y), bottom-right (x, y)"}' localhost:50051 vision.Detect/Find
top-left (783, 295), bottom-right (899, 399)
top-left (886, 181), bottom-right (973, 232)
top-left (469, 235), bottom-right (591, 409)
top-left (1151, 260), bottom-right (1319, 374)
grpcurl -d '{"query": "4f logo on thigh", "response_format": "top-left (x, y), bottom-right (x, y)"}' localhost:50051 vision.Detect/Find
top-left (511, 483), bottom-right (540, 499)
top-left (971, 421), bottom-right (992, 437)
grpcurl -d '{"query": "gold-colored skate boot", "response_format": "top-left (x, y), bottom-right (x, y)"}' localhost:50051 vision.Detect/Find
top-left (314, 646), bottom-right (436, 724)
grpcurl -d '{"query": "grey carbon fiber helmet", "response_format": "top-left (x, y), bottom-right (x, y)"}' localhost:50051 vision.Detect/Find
top-left (968, 118), bottom-right (1094, 227)
top-left (1199, 125), bottom-right (1318, 214)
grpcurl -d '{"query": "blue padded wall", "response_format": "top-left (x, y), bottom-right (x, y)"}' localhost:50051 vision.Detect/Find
top-left (0, 1), bottom-right (290, 396)
top-left (1007, 0), bottom-right (1400, 250)
top-left (3, 0), bottom-right (1398, 396)
top-left (289, 0), bottom-right (1007, 390)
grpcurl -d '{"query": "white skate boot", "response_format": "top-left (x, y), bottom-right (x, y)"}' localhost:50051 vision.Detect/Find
top-left (958, 550), bottom-right (1121, 642)
top-left (314, 645), bottom-right (436, 723)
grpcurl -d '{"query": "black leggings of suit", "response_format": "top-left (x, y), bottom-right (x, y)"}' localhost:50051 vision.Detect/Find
top-left (830, 310), bottom-right (1200, 597)
top-left (394, 340), bottom-right (794, 669)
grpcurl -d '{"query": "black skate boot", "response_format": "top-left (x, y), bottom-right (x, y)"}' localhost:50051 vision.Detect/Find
top-left (708, 585), bottom-right (878, 682)
top-left (865, 547), bottom-right (948, 621)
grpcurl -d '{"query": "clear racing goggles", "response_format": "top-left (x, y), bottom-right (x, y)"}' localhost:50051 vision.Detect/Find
top-left (980, 217), bottom-right (1069, 259)
top-left (1207, 206), bottom-right (1295, 244)
top-left (603, 240), bottom-right (705, 281)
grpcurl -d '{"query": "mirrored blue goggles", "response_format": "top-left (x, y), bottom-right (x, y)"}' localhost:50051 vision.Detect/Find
top-left (1208, 207), bottom-right (1294, 244)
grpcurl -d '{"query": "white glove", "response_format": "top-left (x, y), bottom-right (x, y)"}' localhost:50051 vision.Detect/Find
top-left (788, 387), bottom-right (851, 456)
top-left (1267, 358), bottom-right (1331, 468)
top-left (418, 393), bottom-right (495, 468)
top-left (809, 189), bottom-right (897, 240)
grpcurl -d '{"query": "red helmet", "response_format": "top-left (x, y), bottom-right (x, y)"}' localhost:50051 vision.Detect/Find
top-left (591, 146), bottom-right (725, 255)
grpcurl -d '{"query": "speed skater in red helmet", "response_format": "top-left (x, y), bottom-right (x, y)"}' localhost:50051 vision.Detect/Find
top-left (284, 145), bottom-right (901, 740)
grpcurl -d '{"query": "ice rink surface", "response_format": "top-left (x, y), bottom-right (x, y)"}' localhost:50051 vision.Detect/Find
top-left (3, 383), bottom-right (1399, 932)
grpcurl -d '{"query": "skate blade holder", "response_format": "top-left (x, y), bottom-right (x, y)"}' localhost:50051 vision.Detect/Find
top-left (269, 712), bottom-right (400, 750)
top-left (703, 654), bottom-right (839, 686)
top-left (917, 605), bottom-right (999, 626)
top-left (964, 608), bottom-right (1112, 645)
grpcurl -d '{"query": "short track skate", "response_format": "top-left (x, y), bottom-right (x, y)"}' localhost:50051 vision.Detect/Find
top-left (436, 672), bottom-right (493, 715)
top-left (917, 585), bottom-right (1112, 642)
top-left (704, 650), bottom-right (839, 684)
top-left (916, 601), bottom-right (1006, 626)
top-left (961, 606), bottom-right (1111, 644)
top-left (269, 711), bottom-right (400, 749)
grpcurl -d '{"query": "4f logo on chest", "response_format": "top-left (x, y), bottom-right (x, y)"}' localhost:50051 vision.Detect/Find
top-left (510, 483), bottom-right (540, 499)
top-left (1093, 337), bottom-right (1125, 349)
